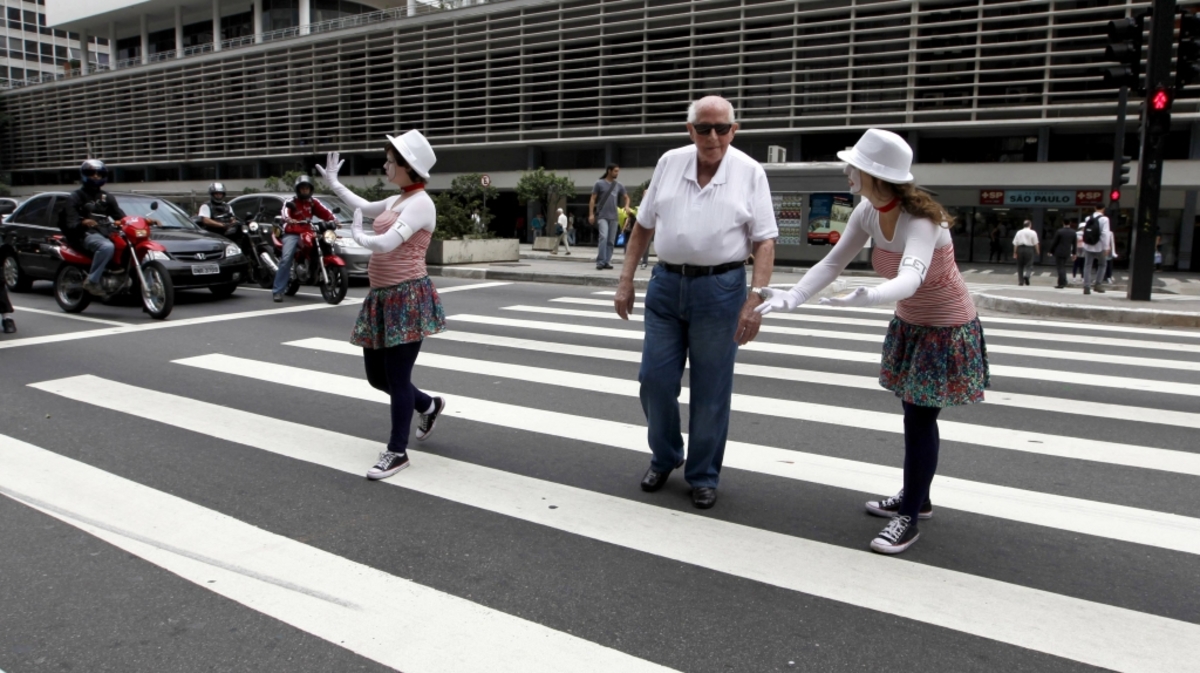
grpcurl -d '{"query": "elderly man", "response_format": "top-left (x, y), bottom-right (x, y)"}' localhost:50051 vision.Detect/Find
top-left (614, 95), bottom-right (778, 510)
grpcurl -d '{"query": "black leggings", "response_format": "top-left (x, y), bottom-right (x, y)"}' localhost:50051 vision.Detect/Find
top-left (363, 341), bottom-right (433, 454)
top-left (901, 402), bottom-right (941, 521)
top-left (0, 279), bottom-right (12, 313)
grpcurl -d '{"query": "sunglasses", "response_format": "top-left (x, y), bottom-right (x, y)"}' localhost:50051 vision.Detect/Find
top-left (692, 123), bottom-right (733, 136)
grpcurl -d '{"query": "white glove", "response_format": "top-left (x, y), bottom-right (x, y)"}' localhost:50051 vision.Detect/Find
top-left (819, 286), bottom-right (876, 307)
top-left (754, 287), bottom-right (801, 316)
top-left (351, 208), bottom-right (366, 246)
top-left (315, 151), bottom-right (344, 185)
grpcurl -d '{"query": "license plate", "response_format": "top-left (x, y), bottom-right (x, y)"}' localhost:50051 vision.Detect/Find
top-left (191, 264), bottom-right (220, 275)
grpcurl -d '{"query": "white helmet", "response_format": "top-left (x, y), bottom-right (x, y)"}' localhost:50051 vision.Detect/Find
top-left (386, 130), bottom-right (437, 179)
top-left (837, 129), bottom-right (914, 184)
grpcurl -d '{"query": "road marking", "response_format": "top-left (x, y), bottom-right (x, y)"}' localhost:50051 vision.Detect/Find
top-left (550, 297), bottom-right (1200, 354)
top-left (29, 374), bottom-right (1200, 673)
top-left (266, 343), bottom-right (1200, 478)
top-left (422, 330), bottom-right (1200, 430)
top-left (11, 304), bottom-right (131, 327)
top-left (502, 305), bottom-right (1200, 372)
top-left (446, 314), bottom-right (1200, 398)
top-left (0, 433), bottom-right (673, 673)
top-left (436, 281), bottom-right (513, 293)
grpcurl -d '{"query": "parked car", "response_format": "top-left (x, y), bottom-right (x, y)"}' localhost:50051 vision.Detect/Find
top-left (227, 193), bottom-right (372, 278)
top-left (1, 192), bottom-right (251, 296)
top-left (0, 197), bottom-right (19, 220)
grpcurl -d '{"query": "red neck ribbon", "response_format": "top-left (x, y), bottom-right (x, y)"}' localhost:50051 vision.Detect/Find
top-left (402, 183), bottom-right (425, 193)
top-left (874, 198), bottom-right (900, 213)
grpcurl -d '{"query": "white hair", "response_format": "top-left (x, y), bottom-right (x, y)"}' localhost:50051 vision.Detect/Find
top-left (687, 96), bottom-right (736, 124)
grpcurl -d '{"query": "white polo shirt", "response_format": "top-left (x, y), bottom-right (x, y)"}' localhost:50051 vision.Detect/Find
top-left (635, 145), bottom-right (778, 266)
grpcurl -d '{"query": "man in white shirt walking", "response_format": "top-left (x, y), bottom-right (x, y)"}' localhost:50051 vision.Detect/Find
top-left (550, 207), bottom-right (571, 255)
top-left (1011, 219), bottom-right (1040, 285)
top-left (1080, 204), bottom-right (1111, 294)
top-left (614, 95), bottom-right (778, 510)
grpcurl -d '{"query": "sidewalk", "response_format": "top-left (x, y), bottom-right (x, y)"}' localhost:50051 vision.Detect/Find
top-left (428, 244), bottom-right (1200, 328)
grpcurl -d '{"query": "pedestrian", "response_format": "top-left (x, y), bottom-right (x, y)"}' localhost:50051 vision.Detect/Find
top-left (988, 224), bottom-right (1002, 263)
top-left (1079, 204), bottom-right (1110, 294)
top-left (515, 216), bottom-right (526, 242)
top-left (315, 132), bottom-right (447, 481)
top-left (756, 128), bottom-right (989, 555)
top-left (1011, 219), bottom-right (1039, 285)
top-left (614, 95), bottom-right (778, 510)
top-left (550, 207), bottom-right (571, 255)
top-left (1105, 229), bottom-right (1117, 282)
top-left (1073, 221), bottom-right (1085, 280)
top-left (1049, 219), bottom-right (1077, 289)
top-left (567, 213), bottom-right (577, 245)
top-left (531, 212), bottom-right (545, 244)
top-left (0, 272), bottom-right (14, 333)
top-left (591, 163), bottom-right (631, 270)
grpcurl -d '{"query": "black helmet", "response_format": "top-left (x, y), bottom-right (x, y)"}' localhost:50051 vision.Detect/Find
top-left (80, 159), bottom-right (108, 189)
top-left (294, 175), bottom-right (314, 200)
top-left (208, 182), bottom-right (227, 202)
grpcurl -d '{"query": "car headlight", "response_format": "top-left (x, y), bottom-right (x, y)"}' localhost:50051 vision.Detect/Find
top-left (145, 249), bottom-right (170, 261)
top-left (323, 230), bottom-right (338, 244)
top-left (249, 222), bottom-right (259, 232)
top-left (225, 243), bottom-right (243, 258)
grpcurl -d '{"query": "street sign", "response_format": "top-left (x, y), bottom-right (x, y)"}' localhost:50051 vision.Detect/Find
top-left (480, 174), bottom-right (491, 187)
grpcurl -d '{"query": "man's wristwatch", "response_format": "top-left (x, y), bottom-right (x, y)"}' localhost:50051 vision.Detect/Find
top-left (750, 286), bottom-right (771, 300)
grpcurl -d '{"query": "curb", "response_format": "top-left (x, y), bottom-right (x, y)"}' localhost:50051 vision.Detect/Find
top-left (430, 266), bottom-right (652, 290)
top-left (971, 292), bottom-right (1200, 328)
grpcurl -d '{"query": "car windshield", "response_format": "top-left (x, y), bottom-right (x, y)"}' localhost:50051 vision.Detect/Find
top-left (117, 195), bottom-right (199, 230)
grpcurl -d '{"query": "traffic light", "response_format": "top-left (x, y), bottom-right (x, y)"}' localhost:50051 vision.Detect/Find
top-left (1104, 17), bottom-right (1143, 89)
top-left (1147, 86), bottom-right (1173, 135)
top-left (1177, 11), bottom-right (1200, 87)
top-left (1111, 189), bottom-right (1122, 202)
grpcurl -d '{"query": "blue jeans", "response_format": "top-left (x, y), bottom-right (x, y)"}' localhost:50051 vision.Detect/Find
top-left (82, 231), bottom-right (115, 284)
top-left (273, 234), bottom-right (301, 294)
top-left (639, 264), bottom-right (746, 488)
top-left (595, 218), bottom-right (617, 267)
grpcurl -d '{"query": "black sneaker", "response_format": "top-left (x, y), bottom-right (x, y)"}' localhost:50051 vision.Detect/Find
top-left (366, 451), bottom-right (409, 480)
top-left (272, 293), bottom-right (283, 303)
top-left (415, 396), bottom-right (445, 441)
top-left (870, 515), bottom-right (919, 554)
top-left (865, 490), bottom-right (932, 520)
top-left (2, 318), bottom-right (15, 334)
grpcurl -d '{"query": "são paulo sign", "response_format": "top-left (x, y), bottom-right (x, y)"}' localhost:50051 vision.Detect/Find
top-left (979, 190), bottom-right (1104, 207)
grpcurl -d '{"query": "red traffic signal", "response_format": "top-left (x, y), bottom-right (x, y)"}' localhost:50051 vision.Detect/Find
top-left (1151, 88), bottom-right (1171, 110)
top-left (1110, 190), bottom-right (1121, 202)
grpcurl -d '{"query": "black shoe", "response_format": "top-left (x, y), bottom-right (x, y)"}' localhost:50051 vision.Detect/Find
top-left (870, 515), bottom-right (919, 554)
top-left (272, 293), bottom-right (283, 302)
top-left (1, 318), bottom-right (14, 334)
top-left (1054, 285), bottom-right (1066, 289)
top-left (366, 451), bottom-right (409, 480)
top-left (415, 396), bottom-right (445, 441)
top-left (865, 490), bottom-right (932, 520)
top-left (691, 487), bottom-right (718, 509)
top-left (1093, 284), bottom-right (1106, 293)
top-left (596, 265), bottom-right (605, 270)
top-left (603, 264), bottom-right (614, 269)
top-left (640, 459), bottom-right (684, 492)
top-left (83, 280), bottom-right (106, 296)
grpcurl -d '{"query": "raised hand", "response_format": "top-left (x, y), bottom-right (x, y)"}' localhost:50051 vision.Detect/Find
top-left (315, 151), bottom-right (344, 184)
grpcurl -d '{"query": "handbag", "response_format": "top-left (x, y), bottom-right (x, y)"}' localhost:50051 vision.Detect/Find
top-left (616, 232), bottom-right (626, 247)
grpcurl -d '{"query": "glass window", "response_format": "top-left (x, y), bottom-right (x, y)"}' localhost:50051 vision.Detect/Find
top-left (116, 195), bottom-right (200, 230)
top-left (14, 195), bottom-right (52, 226)
top-left (230, 197), bottom-right (261, 222)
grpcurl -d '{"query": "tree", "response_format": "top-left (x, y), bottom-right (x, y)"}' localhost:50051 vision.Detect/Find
top-left (627, 179), bottom-right (651, 208)
top-left (515, 167), bottom-right (576, 220)
top-left (432, 173), bottom-right (499, 240)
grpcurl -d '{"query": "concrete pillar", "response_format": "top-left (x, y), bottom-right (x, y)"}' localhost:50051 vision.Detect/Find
top-left (907, 130), bottom-right (919, 163)
top-left (253, 0), bottom-right (263, 43)
top-left (213, 0), bottom-right (222, 52)
top-left (79, 30), bottom-right (91, 75)
top-left (139, 15), bottom-right (148, 65)
top-left (109, 22), bottom-right (117, 67)
top-left (407, 0), bottom-right (417, 17)
top-left (1031, 128), bottom-right (1050, 249)
top-left (526, 146), bottom-right (543, 234)
top-left (175, 5), bottom-right (184, 58)
top-left (791, 135), bottom-right (802, 163)
top-left (1179, 122), bottom-right (1200, 270)
top-left (604, 142), bottom-right (617, 167)
top-left (299, 0), bottom-right (310, 35)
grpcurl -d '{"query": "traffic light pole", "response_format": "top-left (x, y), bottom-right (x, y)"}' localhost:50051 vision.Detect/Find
top-left (1128, 0), bottom-right (1177, 301)
top-left (1108, 86), bottom-right (1129, 220)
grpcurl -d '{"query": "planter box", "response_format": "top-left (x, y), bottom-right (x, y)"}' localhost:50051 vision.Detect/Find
top-left (427, 238), bottom-right (519, 265)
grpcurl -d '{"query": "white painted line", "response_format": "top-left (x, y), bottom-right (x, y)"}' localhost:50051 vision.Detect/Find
top-left (422, 330), bottom-right (1200, 430)
top-left (446, 314), bottom-right (1200, 398)
top-left (503, 305), bottom-right (1200, 373)
top-left (436, 281), bottom-right (514, 293)
top-left (0, 433), bottom-right (672, 673)
top-left (11, 304), bottom-right (132, 327)
top-left (550, 298), bottom-right (1200, 354)
top-left (265, 343), bottom-right (1200, 478)
top-left (30, 374), bottom-right (1200, 673)
top-left (0, 298), bottom-right (363, 351)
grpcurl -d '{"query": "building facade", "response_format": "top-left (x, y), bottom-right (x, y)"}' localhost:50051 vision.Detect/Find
top-left (3, 0), bottom-right (1200, 267)
top-left (2, 0), bottom-right (110, 86)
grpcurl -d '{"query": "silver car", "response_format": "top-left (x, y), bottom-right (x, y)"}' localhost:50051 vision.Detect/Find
top-left (226, 192), bottom-right (372, 278)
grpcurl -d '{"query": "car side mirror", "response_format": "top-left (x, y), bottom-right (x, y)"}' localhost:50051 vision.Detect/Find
top-left (150, 202), bottom-right (159, 210)
top-left (332, 207), bottom-right (342, 214)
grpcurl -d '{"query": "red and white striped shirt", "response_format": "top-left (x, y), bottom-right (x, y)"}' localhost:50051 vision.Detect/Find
top-left (872, 245), bottom-right (976, 326)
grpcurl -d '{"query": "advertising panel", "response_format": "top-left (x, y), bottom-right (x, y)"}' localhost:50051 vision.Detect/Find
top-left (807, 193), bottom-right (854, 246)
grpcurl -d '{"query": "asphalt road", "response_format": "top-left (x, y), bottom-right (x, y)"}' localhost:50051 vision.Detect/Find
top-left (1, 277), bottom-right (1198, 673)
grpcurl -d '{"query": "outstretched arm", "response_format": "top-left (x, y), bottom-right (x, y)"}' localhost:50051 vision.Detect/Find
top-left (316, 151), bottom-right (389, 218)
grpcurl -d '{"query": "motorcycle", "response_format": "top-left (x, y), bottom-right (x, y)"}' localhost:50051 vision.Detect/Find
top-left (272, 216), bottom-right (348, 305)
top-left (52, 202), bottom-right (175, 320)
top-left (212, 209), bottom-right (279, 289)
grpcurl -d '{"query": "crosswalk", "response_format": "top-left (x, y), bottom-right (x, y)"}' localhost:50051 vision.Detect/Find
top-left (5, 282), bottom-right (1200, 672)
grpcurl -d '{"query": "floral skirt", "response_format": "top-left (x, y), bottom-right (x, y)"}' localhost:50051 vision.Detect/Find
top-left (879, 317), bottom-right (989, 408)
top-left (351, 276), bottom-right (446, 349)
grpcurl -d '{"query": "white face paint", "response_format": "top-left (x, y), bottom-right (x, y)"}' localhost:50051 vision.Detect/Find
top-left (385, 159), bottom-right (397, 182)
top-left (844, 165), bottom-right (863, 195)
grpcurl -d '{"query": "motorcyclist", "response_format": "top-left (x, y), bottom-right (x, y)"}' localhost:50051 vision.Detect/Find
top-left (272, 174), bottom-right (336, 302)
top-left (60, 159), bottom-right (127, 296)
top-left (197, 182), bottom-right (238, 236)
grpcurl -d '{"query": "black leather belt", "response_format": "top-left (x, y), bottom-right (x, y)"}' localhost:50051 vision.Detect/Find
top-left (657, 261), bottom-right (744, 277)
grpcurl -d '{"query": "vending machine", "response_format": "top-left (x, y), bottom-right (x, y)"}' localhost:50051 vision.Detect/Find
top-left (762, 162), bottom-right (869, 266)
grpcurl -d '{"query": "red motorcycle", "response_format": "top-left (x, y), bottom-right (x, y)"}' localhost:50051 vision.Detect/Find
top-left (52, 204), bottom-right (174, 319)
top-left (273, 216), bottom-right (349, 305)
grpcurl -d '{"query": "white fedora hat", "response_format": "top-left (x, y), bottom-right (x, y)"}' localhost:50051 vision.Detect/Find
top-left (837, 129), bottom-right (914, 184)
top-left (386, 129), bottom-right (437, 179)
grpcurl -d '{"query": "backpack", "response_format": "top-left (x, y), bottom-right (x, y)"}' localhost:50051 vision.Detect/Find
top-left (1082, 215), bottom-right (1102, 246)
